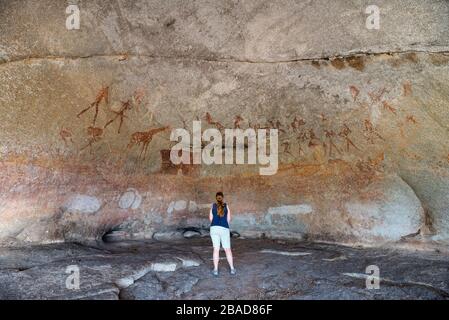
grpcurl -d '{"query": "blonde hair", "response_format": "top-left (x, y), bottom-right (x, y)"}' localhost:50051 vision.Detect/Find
top-left (217, 201), bottom-right (225, 217)
top-left (216, 192), bottom-right (225, 217)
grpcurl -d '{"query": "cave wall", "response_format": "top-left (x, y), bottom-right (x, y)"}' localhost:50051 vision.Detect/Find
top-left (0, 0), bottom-right (448, 245)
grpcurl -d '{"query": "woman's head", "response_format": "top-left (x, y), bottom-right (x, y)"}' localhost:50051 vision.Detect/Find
top-left (216, 192), bottom-right (224, 203)
top-left (215, 192), bottom-right (225, 217)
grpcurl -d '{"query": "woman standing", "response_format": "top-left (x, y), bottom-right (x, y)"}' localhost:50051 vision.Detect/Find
top-left (209, 192), bottom-right (236, 276)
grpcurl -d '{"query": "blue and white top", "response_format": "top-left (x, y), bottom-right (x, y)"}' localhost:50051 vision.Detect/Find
top-left (210, 203), bottom-right (229, 229)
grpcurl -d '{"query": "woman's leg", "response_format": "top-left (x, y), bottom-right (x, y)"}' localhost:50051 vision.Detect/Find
top-left (210, 227), bottom-right (220, 271)
top-left (224, 248), bottom-right (234, 270)
top-left (222, 229), bottom-right (234, 270)
top-left (213, 248), bottom-right (220, 271)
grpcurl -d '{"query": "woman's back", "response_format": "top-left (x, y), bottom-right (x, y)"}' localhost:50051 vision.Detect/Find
top-left (210, 202), bottom-right (229, 229)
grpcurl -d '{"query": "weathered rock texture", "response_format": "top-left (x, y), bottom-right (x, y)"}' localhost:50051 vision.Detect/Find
top-left (1, 238), bottom-right (449, 300)
top-left (0, 0), bottom-right (448, 245)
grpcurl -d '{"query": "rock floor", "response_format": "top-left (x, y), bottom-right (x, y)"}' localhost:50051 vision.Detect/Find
top-left (0, 238), bottom-right (448, 300)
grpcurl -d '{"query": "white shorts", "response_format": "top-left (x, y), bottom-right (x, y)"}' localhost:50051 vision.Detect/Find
top-left (210, 226), bottom-right (231, 249)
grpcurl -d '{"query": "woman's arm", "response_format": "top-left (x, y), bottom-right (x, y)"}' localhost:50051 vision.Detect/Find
top-left (209, 207), bottom-right (213, 222)
top-left (227, 205), bottom-right (231, 223)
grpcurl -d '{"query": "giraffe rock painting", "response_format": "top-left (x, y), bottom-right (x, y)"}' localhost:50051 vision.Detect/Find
top-left (128, 126), bottom-right (170, 160)
top-left (77, 86), bottom-right (109, 125)
top-left (104, 100), bottom-right (133, 134)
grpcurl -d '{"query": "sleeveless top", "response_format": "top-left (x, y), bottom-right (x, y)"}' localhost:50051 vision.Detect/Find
top-left (210, 203), bottom-right (229, 229)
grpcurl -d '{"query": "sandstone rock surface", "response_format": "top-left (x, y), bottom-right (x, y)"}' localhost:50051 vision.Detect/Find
top-left (0, 0), bottom-right (448, 245)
